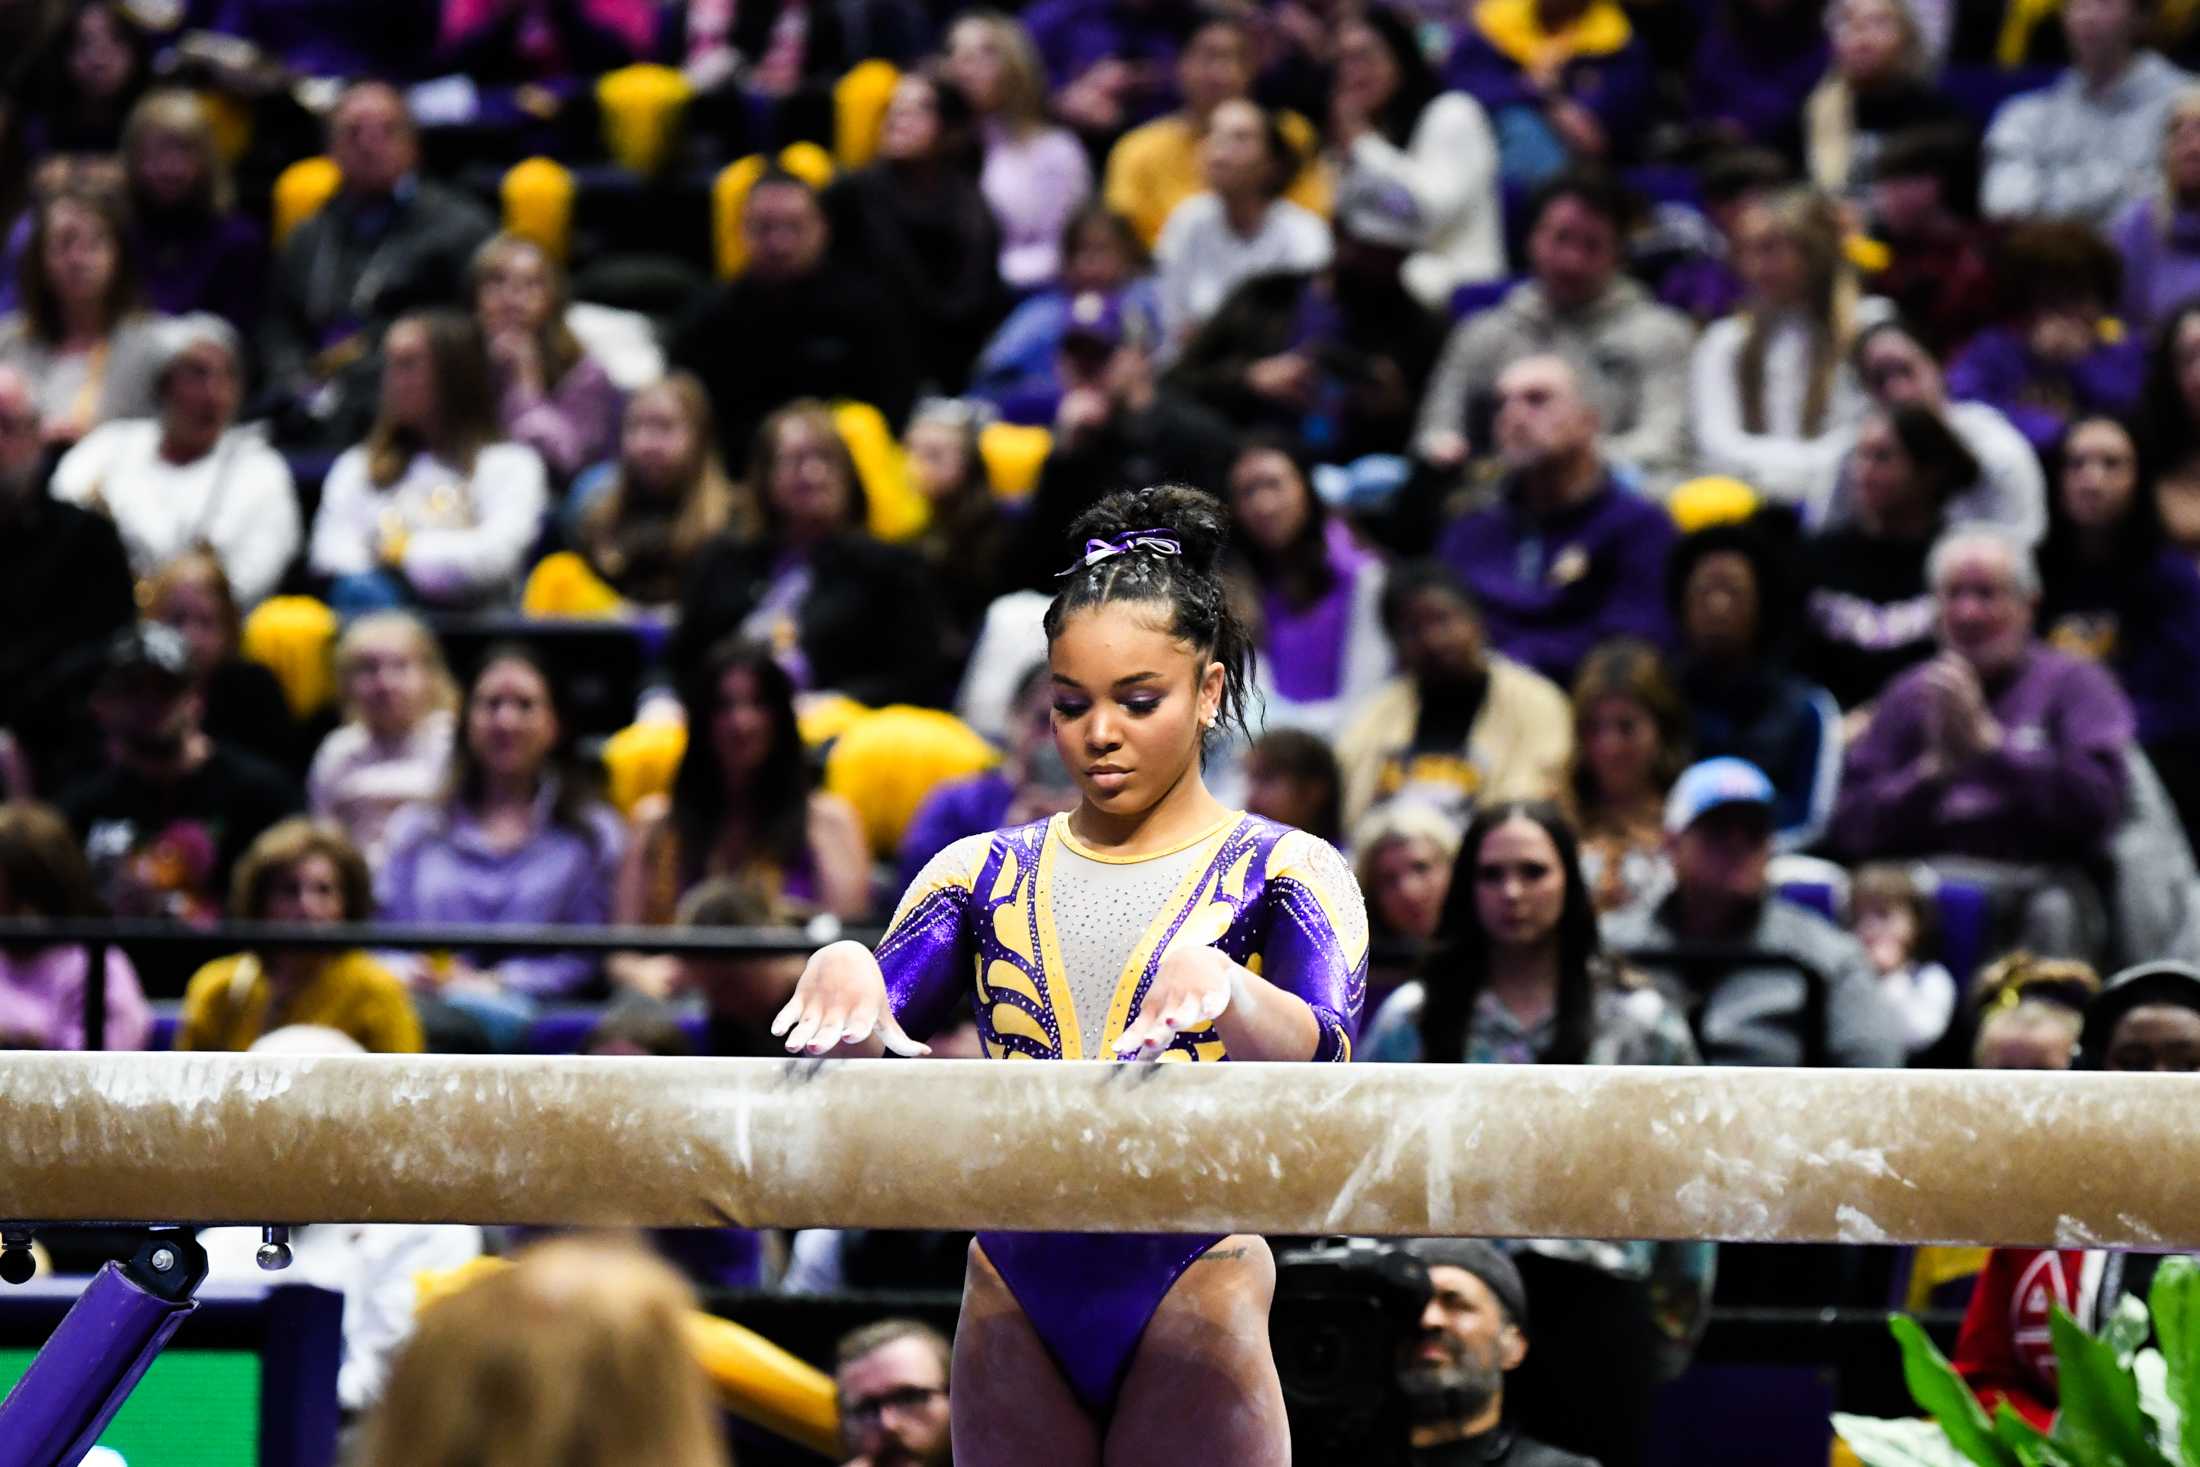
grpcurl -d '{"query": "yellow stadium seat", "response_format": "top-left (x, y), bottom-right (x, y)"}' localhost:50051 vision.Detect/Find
top-left (600, 718), bottom-right (688, 815)
top-left (502, 157), bottom-right (577, 262)
top-left (825, 704), bottom-right (999, 857)
top-left (830, 400), bottom-right (929, 542)
top-left (241, 595), bottom-right (341, 721)
top-left (271, 157), bottom-right (342, 249)
top-left (834, 59), bottom-right (901, 168)
top-left (595, 63), bottom-right (693, 176)
top-left (1667, 475), bottom-right (1762, 534)
top-left (521, 551), bottom-right (625, 619)
top-left (979, 421), bottom-right (1052, 501)
top-left (796, 691), bottom-right (872, 750)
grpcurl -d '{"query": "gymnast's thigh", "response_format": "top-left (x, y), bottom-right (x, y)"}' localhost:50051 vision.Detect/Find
top-left (1103, 1234), bottom-right (1291, 1467)
top-left (952, 1237), bottom-right (1102, 1467)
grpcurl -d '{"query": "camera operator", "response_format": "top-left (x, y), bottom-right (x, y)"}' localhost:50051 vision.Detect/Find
top-left (1396, 1240), bottom-right (1599, 1466)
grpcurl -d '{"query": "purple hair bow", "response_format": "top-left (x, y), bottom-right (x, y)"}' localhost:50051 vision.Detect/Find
top-left (1055, 529), bottom-right (1182, 578)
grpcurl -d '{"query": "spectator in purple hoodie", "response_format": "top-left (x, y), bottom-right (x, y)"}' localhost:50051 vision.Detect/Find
top-left (1437, 353), bottom-right (1675, 686)
top-left (1947, 221), bottom-right (2147, 458)
top-left (122, 90), bottom-right (267, 337)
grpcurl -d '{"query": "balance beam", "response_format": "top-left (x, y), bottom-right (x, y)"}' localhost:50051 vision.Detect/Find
top-left (0, 1053), bottom-right (2192, 1248)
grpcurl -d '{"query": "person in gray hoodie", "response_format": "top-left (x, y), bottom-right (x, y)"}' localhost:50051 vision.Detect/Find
top-left (1416, 169), bottom-right (1696, 490)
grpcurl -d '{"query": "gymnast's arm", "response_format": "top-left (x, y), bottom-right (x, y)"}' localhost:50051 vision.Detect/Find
top-left (771, 836), bottom-right (983, 1056)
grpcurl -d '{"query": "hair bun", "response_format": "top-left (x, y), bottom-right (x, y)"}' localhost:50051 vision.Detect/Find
top-left (1065, 484), bottom-right (1231, 575)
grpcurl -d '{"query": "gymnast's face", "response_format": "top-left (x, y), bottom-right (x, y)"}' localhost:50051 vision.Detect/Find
top-left (1049, 602), bottom-right (1224, 818)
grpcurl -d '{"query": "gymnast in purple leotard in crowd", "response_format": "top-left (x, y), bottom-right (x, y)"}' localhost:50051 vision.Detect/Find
top-left (772, 483), bottom-right (1369, 1464)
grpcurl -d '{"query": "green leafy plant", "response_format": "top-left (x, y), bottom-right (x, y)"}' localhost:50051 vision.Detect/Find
top-left (1834, 1257), bottom-right (2200, 1467)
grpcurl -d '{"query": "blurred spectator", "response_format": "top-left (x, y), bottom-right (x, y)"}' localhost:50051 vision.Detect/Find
top-left (1153, 99), bottom-right (1331, 343)
top-left (1566, 641), bottom-right (1688, 913)
top-left (1417, 171), bottom-right (1694, 487)
top-left (1023, 0), bottom-right (1183, 137)
top-left (356, 1238), bottom-right (733, 1467)
top-left (1653, 147), bottom-right (1788, 327)
top-left (198, 1030), bottom-right (482, 1414)
top-left (1816, 318), bottom-right (2047, 544)
top-left (1394, 1239), bottom-right (1600, 1467)
top-left (262, 82), bottom-right (496, 446)
top-left (1691, 187), bottom-right (1884, 504)
top-left (1352, 799), bottom-right (1464, 1007)
top-left (898, 664), bottom-right (1068, 884)
top-left (904, 398), bottom-right (1015, 644)
top-left (1832, 526), bottom-right (2133, 954)
top-left (2143, 298), bottom-right (2200, 554)
top-left (1668, 517), bottom-right (1843, 848)
top-left (969, 203), bottom-right (1163, 424)
top-left (945, 11), bottom-right (1094, 289)
top-left (307, 611), bottom-right (459, 868)
top-left (1244, 728), bottom-right (1343, 846)
top-left (1365, 802), bottom-right (1704, 1464)
top-left (0, 183), bottom-right (162, 446)
top-left (616, 639), bottom-right (870, 994)
top-left (189, 0), bottom-right (438, 82)
top-left (1981, 0), bottom-right (2190, 225)
top-left (668, 170), bottom-right (917, 465)
top-left (0, 364), bottom-right (135, 793)
top-left (1603, 756), bottom-right (1904, 1067)
top-left (1690, 0), bottom-right (1829, 156)
top-left (0, 801), bottom-right (151, 1050)
top-left (1803, 0), bottom-right (1960, 204)
top-left (1438, 354), bottom-right (1678, 686)
top-left (1100, 13), bottom-right (1326, 250)
top-left (1165, 181), bottom-right (1448, 461)
top-left (1946, 221), bottom-right (2145, 457)
top-left (669, 877), bottom-right (807, 1057)
top-left (472, 233), bottom-right (620, 488)
top-left (1953, 961), bottom-right (2200, 1431)
top-left (52, 313), bottom-right (301, 607)
top-left (825, 69), bottom-right (1007, 396)
top-left (13, 0), bottom-right (153, 162)
top-left (1227, 437), bottom-right (1392, 737)
top-left (1325, 7), bottom-right (1503, 311)
top-left (432, 0), bottom-right (651, 86)
top-left (672, 400), bottom-right (953, 707)
top-left (2038, 414), bottom-right (2200, 830)
top-left (1966, 950), bottom-right (2097, 1068)
top-left (1859, 127), bottom-right (1995, 359)
top-left (121, 90), bottom-right (267, 335)
top-left (2113, 89), bottom-right (2200, 339)
top-left (1009, 295), bottom-right (1235, 590)
top-left (1446, 0), bottom-right (1653, 185)
top-left (835, 1319), bottom-right (954, 1467)
top-left (142, 550), bottom-right (306, 774)
top-left (57, 623), bottom-right (301, 928)
top-left (570, 375), bottom-right (747, 612)
top-left (1801, 405), bottom-right (1978, 707)
top-left (1849, 861), bottom-right (1957, 1055)
top-left (308, 310), bottom-right (552, 612)
top-left (179, 818), bottom-right (423, 1051)
top-left (1335, 561), bottom-right (1574, 828)
top-left (378, 644), bottom-right (625, 1016)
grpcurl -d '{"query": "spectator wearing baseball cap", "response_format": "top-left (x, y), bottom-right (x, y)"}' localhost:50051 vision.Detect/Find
top-left (1603, 756), bottom-right (1904, 1067)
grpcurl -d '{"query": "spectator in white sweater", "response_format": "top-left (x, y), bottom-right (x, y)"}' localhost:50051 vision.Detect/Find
top-left (1813, 317), bottom-right (2048, 542)
top-left (1327, 7), bottom-right (1503, 312)
top-left (52, 313), bottom-right (300, 606)
top-left (309, 310), bottom-right (549, 613)
top-left (1691, 186), bottom-right (1888, 503)
top-left (1154, 99), bottom-right (1332, 345)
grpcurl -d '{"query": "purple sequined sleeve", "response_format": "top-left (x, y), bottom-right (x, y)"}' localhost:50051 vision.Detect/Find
top-left (1259, 831), bottom-right (1369, 1061)
top-left (873, 834), bottom-right (986, 1041)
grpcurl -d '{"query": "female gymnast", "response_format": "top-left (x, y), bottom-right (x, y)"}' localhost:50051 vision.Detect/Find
top-left (772, 483), bottom-right (1368, 1463)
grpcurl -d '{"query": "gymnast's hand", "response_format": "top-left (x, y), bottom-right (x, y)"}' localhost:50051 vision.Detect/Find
top-left (1115, 945), bottom-right (1237, 1061)
top-left (771, 940), bottom-right (931, 1058)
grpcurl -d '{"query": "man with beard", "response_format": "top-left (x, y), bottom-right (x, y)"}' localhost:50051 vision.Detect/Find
top-left (1397, 1240), bottom-right (1597, 1466)
top-left (1435, 354), bottom-right (1677, 687)
top-left (834, 1318), bottom-right (954, 1467)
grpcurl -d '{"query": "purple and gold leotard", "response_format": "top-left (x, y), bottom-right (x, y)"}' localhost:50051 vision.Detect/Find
top-left (876, 810), bottom-right (1368, 1414)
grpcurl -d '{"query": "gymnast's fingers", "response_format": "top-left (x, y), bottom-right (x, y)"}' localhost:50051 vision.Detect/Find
top-left (806, 1009), bottom-right (850, 1054)
top-left (769, 989), bottom-right (805, 1037)
top-left (841, 1004), bottom-right (879, 1045)
top-left (782, 1008), bottom-right (823, 1053)
top-left (878, 1011), bottom-right (932, 1058)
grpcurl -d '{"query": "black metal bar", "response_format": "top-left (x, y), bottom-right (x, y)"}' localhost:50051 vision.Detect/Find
top-left (82, 945), bottom-right (106, 1054)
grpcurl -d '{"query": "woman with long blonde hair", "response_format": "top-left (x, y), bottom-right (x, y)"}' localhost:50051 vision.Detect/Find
top-left (121, 88), bottom-right (266, 332)
top-left (471, 232), bottom-right (621, 483)
top-left (1802, 0), bottom-right (1957, 202)
top-left (573, 373), bottom-right (746, 608)
top-left (1690, 186), bottom-right (1887, 502)
top-left (945, 9), bottom-right (1093, 287)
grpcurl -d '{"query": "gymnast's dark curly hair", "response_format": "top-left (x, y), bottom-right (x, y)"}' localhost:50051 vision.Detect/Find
top-left (1043, 484), bottom-right (1258, 754)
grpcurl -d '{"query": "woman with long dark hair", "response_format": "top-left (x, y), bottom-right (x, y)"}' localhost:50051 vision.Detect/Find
top-left (1361, 799), bottom-right (1705, 1467)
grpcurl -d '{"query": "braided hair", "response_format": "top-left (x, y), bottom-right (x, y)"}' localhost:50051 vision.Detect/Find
top-left (1043, 484), bottom-right (1258, 754)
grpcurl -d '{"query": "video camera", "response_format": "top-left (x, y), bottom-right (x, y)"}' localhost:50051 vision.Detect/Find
top-left (1269, 1237), bottom-right (1434, 1467)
